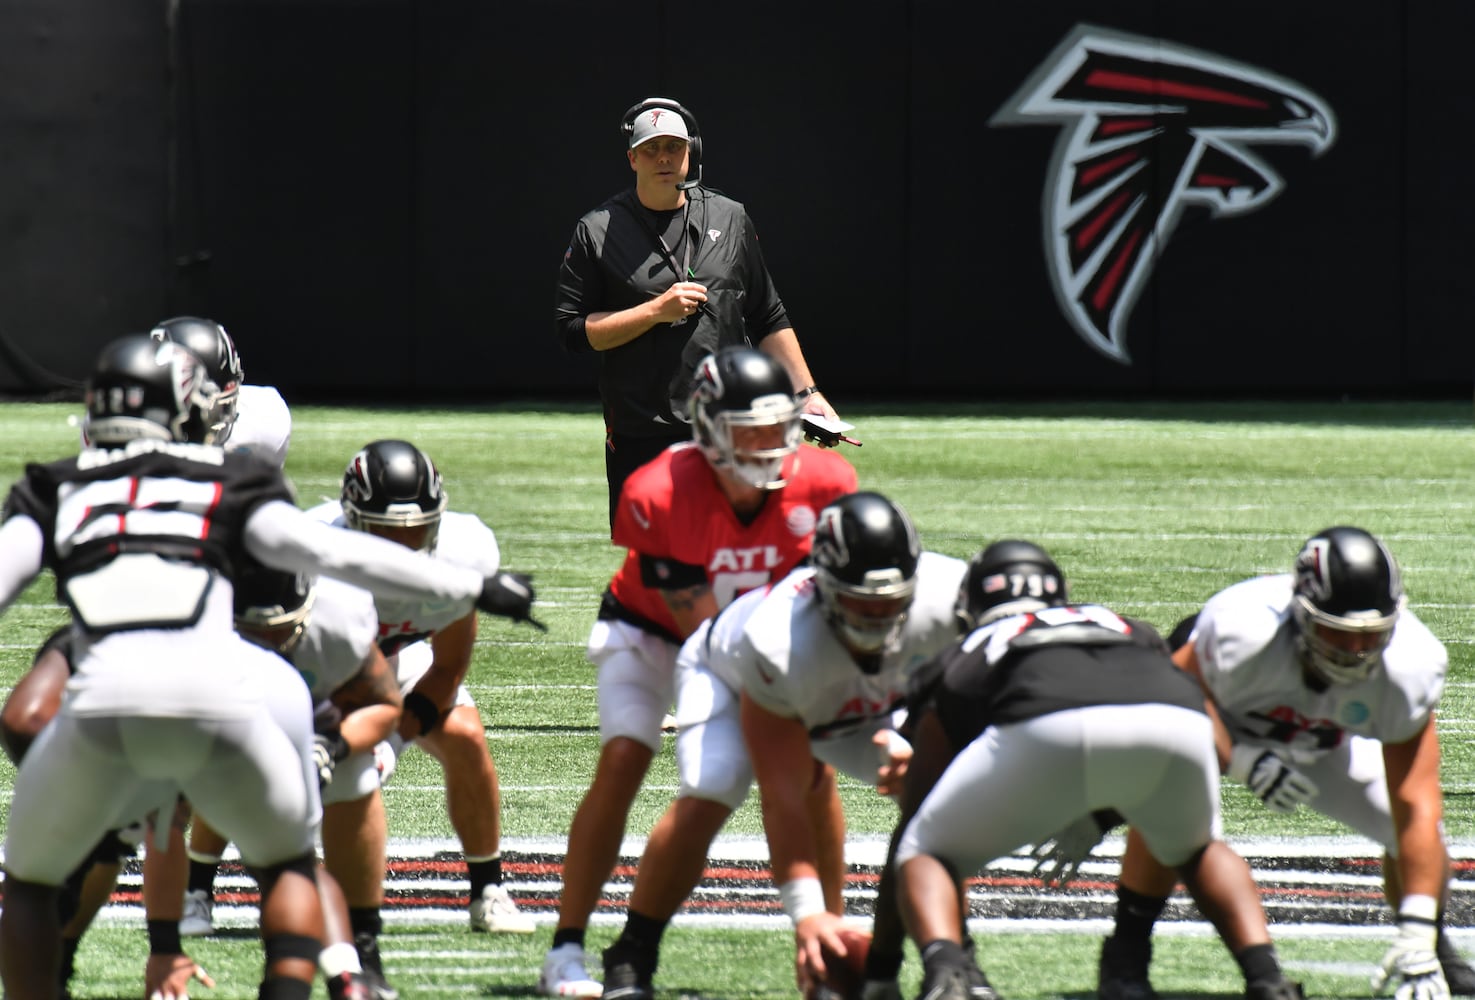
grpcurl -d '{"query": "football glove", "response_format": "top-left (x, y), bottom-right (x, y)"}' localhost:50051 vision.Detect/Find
top-left (1228, 744), bottom-right (1318, 813)
top-left (311, 731), bottom-right (350, 790)
top-left (477, 571), bottom-right (547, 631)
top-left (1028, 809), bottom-right (1120, 887)
top-left (1372, 917), bottom-right (1449, 1000)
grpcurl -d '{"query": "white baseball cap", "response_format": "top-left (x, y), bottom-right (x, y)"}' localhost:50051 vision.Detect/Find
top-left (629, 107), bottom-right (690, 149)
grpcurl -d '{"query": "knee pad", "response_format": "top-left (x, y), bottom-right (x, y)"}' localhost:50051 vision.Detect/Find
top-left (250, 852), bottom-right (318, 900)
top-left (263, 931), bottom-right (322, 965)
top-left (35, 625), bottom-right (76, 670)
top-left (89, 828), bottom-right (140, 866)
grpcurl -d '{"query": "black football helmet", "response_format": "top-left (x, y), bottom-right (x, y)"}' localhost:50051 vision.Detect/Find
top-left (811, 492), bottom-right (921, 664)
top-left (957, 540), bottom-right (1068, 631)
top-left (233, 562), bottom-right (315, 657)
top-left (149, 316), bottom-right (244, 443)
top-left (689, 347), bottom-right (801, 490)
top-left (82, 334), bottom-right (221, 446)
top-left (1292, 526), bottom-right (1404, 684)
top-left (340, 439), bottom-right (448, 551)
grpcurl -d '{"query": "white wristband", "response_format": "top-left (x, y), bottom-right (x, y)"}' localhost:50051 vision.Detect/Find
top-left (779, 877), bottom-right (826, 924)
top-left (1400, 894), bottom-right (1440, 924)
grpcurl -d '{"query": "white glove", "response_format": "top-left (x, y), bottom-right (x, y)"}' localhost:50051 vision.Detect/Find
top-left (1228, 744), bottom-right (1318, 813)
top-left (1029, 813), bottom-right (1108, 887)
top-left (373, 739), bottom-right (398, 783)
top-left (1372, 917), bottom-right (1449, 1000)
top-left (860, 980), bottom-right (902, 1000)
top-left (311, 732), bottom-right (348, 790)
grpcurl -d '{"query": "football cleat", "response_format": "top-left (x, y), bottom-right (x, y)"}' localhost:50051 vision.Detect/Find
top-left (967, 965), bottom-right (1000, 1000)
top-left (327, 972), bottom-right (377, 1000)
top-left (1098, 935), bottom-right (1157, 1000)
top-left (470, 883), bottom-right (536, 934)
top-left (179, 889), bottom-right (215, 937)
top-left (600, 945), bottom-right (655, 1000)
top-left (1244, 978), bottom-right (1304, 1000)
top-left (918, 966), bottom-right (980, 1000)
top-left (353, 932), bottom-right (399, 1000)
top-left (538, 943), bottom-right (603, 998)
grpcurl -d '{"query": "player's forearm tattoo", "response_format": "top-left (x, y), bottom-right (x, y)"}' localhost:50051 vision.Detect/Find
top-left (334, 656), bottom-right (402, 715)
top-left (663, 582), bottom-right (712, 613)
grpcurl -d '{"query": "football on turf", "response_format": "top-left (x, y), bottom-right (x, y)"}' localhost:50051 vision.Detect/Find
top-left (806, 928), bottom-right (872, 1000)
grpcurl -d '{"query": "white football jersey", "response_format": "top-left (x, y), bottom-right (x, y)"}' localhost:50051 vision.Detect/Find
top-left (1192, 574), bottom-right (1446, 760)
top-left (226, 384), bottom-right (292, 469)
top-left (720, 551), bottom-right (967, 781)
top-left (305, 501), bottom-right (500, 647)
top-left (291, 575), bottom-right (381, 700)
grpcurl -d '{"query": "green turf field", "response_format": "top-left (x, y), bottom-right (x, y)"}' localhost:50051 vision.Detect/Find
top-left (1, 399), bottom-right (1472, 998)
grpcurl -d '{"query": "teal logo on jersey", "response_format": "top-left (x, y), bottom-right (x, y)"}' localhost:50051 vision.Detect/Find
top-left (1341, 701), bottom-right (1370, 726)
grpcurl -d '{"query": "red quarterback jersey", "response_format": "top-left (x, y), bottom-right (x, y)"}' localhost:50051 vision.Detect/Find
top-left (607, 442), bottom-right (857, 640)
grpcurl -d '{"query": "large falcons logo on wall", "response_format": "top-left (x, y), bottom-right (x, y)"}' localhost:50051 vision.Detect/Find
top-left (991, 25), bottom-right (1337, 363)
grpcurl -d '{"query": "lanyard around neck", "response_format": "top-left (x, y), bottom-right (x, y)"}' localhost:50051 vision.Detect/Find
top-left (634, 196), bottom-right (694, 281)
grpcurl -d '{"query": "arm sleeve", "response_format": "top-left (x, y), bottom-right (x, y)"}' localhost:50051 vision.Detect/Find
top-left (554, 223), bottom-right (600, 356)
top-left (244, 500), bottom-right (483, 608)
top-left (0, 515), bottom-right (45, 611)
top-left (639, 553), bottom-right (707, 589)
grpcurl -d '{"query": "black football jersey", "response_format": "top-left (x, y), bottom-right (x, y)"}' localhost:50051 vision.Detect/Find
top-left (3, 439), bottom-right (293, 632)
top-left (915, 604), bottom-right (1206, 749)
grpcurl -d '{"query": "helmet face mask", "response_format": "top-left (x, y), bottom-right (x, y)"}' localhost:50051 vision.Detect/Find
top-left (341, 440), bottom-right (448, 552)
top-left (233, 565), bottom-right (314, 657)
top-left (824, 575), bottom-right (917, 661)
top-left (83, 336), bottom-right (222, 446)
top-left (690, 348), bottom-right (801, 491)
top-left (1291, 526), bottom-right (1403, 685)
top-left (811, 493), bottom-right (921, 665)
top-left (149, 317), bottom-right (244, 444)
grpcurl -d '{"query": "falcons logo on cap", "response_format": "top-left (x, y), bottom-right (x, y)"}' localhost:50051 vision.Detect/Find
top-left (991, 25), bottom-right (1336, 363)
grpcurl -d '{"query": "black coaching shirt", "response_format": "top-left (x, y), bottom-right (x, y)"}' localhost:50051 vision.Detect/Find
top-left (555, 186), bottom-right (791, 437)
top-left (3, 439), bottom-right (293, 631)
top-left (911, 604), bottom-right (1208, 751)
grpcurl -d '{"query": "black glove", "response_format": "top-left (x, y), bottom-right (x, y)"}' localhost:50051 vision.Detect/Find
top-left (311, 730), bottom-right (350, 790)
top-left (477, 571), bottom-right (547, 631)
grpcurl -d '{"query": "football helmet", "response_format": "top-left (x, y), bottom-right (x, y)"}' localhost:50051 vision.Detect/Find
top-left (689, 347), bottom-right (801, 490)
top-left (233, 562), bottom-right (315, 657)
top-left (957, 540), bottom-right (1068, 631)
top-left (811, 492), bottom-right (921, 665)
top-left (82, 334), bottom-right (221, 446)
top-left (1292, 526), bottom-right (1404, 685)
top-left (340, 439), bottom-right (448, 551)
top-left (149, 316), bottom-right (244, 443)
